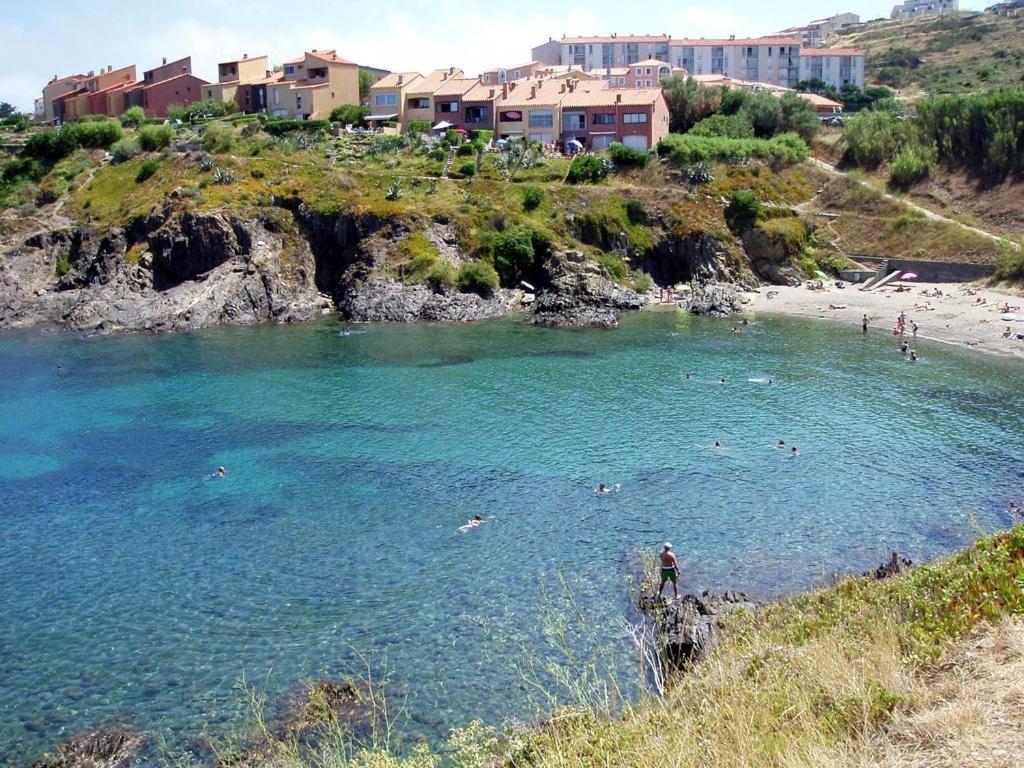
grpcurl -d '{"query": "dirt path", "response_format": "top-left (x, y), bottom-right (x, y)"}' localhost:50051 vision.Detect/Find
top-left (808, 158), bottom-right (1019, 248)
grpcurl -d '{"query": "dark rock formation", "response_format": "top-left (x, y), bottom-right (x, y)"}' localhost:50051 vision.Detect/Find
top-left (29, 725), bottom-right (146, 768)
top-left (864, 551), bottom-right (913, 580)
top-left (641, 590), bottom-right (758, 671)
top-left (531, 250), bottom-right (647, 328)
top-left (741, 225), bottom-right (805, 286)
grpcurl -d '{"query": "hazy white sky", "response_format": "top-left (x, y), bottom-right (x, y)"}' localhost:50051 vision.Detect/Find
top-left (0, 0), bottom-right (981, 110)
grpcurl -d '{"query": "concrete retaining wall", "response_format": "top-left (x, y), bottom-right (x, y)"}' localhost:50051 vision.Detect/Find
top-left (851, 257), bottom-right (995, 283)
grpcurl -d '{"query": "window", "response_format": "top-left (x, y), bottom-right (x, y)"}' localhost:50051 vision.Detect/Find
top-left (374, 93), bottom-right (398, 107)
top-left (592, 113), bottom-right (615, 125)
top-left (625, 43), bottom-right (639, 64)
top-left (514, 70), bottom-right (522, 79)
top-left (465, 105), bottom-right (489, 123)
top-left (529, 132), bottom-right (553, 144)
top-left (296, 95), bottom-right (302, 111)
top-left (635, 67), bottom-right (643, 76)
top-left (274, 87), bottom-right (280, 106)
top-left (483, 74), bottom-right (491, 84)
top-left (408, 97), bottom-right (430, 109)
top-left (438, 101), bottom-right (458, 113)
top-left (601, 43), bottom-right (614, 68)
top-left (500, 110), bottom-right (523, 122)
top-left (207, 89), bottom-right (213, 98)
top-left (563, 112), bottom-right (585, 131)
top-left (528, 110), bottom-right (553, 128)
top-left (645, 67), bottom-right (652, 75)
top-left (617, 77), bottom-right (626, 86)
top-left (284, 65), bottom-right (295, 76)
top-left (623, 113), bottom-right (647, 124)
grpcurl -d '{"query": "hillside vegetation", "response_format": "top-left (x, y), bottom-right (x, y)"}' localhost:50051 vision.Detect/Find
top-left (829, 11), bottom-right (1024, 96)
top-left (164, 526), bottom-right (1024, 768)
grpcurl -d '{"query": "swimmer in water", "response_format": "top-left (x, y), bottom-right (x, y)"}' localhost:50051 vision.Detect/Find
top-left (714, 441), bottom-right (723, 450)
top-left (717, 378), bottom-right (726, 385)
top-left (776, 440), bottom-right (786, 449)
top-left (459, 514), bottom-right (485, 532)
top-left (909, 350), bottom-right (918, 362)
top-left (214, 466), bottom-right (227, 478)
top-left (790, 447), bottom-right (799, 458)
top-left (685, 373), bottom-right (693, 380)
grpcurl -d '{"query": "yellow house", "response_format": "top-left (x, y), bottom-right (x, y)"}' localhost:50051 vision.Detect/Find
top-left (204, 54), bottom-right (269, 112)
top-left (367, 72), bottom-right (423, 130)
top-left (268, 50), bottom-right (359, 119)
top-left (401, 68), bottom-right (462, 130)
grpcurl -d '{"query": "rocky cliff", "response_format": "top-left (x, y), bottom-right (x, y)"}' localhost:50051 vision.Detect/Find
top-left (0, 201), bottom-right (765, 334)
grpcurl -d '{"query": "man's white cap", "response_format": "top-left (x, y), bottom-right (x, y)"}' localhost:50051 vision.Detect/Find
top-left (664, 542), bottom-right (673, 550)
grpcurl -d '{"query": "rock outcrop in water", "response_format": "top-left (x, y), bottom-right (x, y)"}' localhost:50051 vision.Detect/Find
top-left (641, 591), bottom-right (759, 670)
top-left (28, 725), bottom-right (146, 768)
top-left (531, 250), bottom-right (648, 328)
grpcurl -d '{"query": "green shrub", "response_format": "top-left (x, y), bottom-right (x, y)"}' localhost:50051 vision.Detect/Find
top-left (137, 124), bottom-right (173, 151)
top-left (262, 119), bottom-right (329, 137)
top-left (521, 184), bottom-right (544, 212)
top-left (889, 144), bottom-right (934, 189)
top-left (425, 261), bottom-right (457, 291)
top-left (456, 143), bottom-right (475, 157)
top-left (202, 124), bottom-right (234, 154)
top-left (609, 142), bottom-right (651, 168)
top-left (633, 272), bottom-right (654, 293)
top-left (54, 251), bottom-right (71, 278)
top-left (596, 252), bottom-right (627, 283)
top-left (841, 110), bottom-right (912, 169)
top-left (428, 148), bottom-right (446, 161)
top-left (996, 240), bottom-right (1024, 281)
top-left (167, 99), bottom-right (231, 122)
top-left (398, 232), bottom-right (440, 283)
top-left (119, 106), bottom-right (146, 128)
top-left (408, 120), bottom-right (433, 134)
top-left (473, 129), bottom-right (493, 144)
top-left (657, 132), bottom-right (808, 167)
top-left (725, 189), bottom-right (762, 234)
top-left (135, 159), bottom-right (159, 183)
top-left (76, 114), bottom-right (110, 123)
top-left (457, 261), bottom-right (500, 296)
top-left (457, 160), bottom-right (476, 177)
top-left (566, 154), bottom-right (611, 184)
top-left (329, 105), bottom-right (370, 126)
top-left (110, 137), bottom-right (141, 163)
top-left (690, 113), bottom-right (754, 139)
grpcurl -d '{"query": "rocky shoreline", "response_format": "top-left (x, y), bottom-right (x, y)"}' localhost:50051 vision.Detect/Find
top-left (0, 200), bottom-right (768, 336)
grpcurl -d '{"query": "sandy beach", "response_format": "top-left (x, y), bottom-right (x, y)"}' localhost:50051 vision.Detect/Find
top-left (744, 280), bottom-right (1024, 362)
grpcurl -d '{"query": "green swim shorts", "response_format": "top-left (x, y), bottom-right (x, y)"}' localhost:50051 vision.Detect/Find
top-left (660, 567), bottom-right (677, 584)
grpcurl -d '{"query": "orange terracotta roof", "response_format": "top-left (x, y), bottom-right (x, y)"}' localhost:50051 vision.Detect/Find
top-left (407, 68), bottom-right (463, 95)
top-left (563, 35), bottom-right (670, 44)
top-left (462, 81), bottom-right (502, 102)
top-left (561, 86), bottom-right (662, 108)
top-left (218, 54), bottom-right (267, 65)
top-left (803, 47), bottom-right (864, 56)
top-left (631, 59), bottom-right (673, 67)
top-left (142, 72), bottom-right (209, 90)
top-left (371, 72), bottom-right (422, 90)
top-left (433, 77), bottom-right (477, 97)
top-left (672, 36), bottom-right (800, 45)
top-left (793, 92), bottom-right (843, 107)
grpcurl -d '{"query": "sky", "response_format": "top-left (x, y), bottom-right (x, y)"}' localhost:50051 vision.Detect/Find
top-left (0, 0), bottom-right (983, 111)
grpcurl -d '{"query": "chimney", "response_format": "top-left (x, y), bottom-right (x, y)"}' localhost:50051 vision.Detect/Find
top-left (398, 74), bottom-right (404, 85)
top-left (616, 93), bottom-right (622, 103)
top-left (560, 83), bottom-right (566, 93)
top-left (730, 34), bottom-right (735, 40)
top-left (489, 88), bottom-right (496, 98)
top-left (162, 57), bottom-right (167, 65)
top-left (243, 53), bottom-right (248, 59)
top-left (530, 85), bottom-right (536, 98)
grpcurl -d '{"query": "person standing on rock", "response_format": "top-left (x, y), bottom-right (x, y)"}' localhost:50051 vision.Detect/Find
top-left (658, 543), bottom-right (680, 601)
top-left (862, 314), bottom-right (869, 335)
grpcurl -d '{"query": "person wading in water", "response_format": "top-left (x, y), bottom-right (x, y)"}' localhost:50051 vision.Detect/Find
top-left (658, 542), bottom-right (680, 601)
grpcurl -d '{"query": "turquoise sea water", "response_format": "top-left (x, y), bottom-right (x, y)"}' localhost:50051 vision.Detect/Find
top-left (1, 311), bottom-right (1022, 762)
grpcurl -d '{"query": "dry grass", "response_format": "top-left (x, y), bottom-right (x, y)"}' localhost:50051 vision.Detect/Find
top-left (830, 12), bottom-right (1024, 96)
top-left (862, 619), bottom-right (1024, 768)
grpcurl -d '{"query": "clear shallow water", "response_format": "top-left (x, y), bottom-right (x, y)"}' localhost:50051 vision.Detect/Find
top-left (1, 311), bottom-right (1022, 762)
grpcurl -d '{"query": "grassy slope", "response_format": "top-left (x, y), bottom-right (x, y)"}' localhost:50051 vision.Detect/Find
top-left (202, 526), bottom-right (1024, 768)
top-left (829, 11), bottom-right (1024, 96)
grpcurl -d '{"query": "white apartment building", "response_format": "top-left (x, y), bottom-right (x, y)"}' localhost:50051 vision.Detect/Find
top-left (890, 0), bottom-right (959, 18)
top-left (532, 34), bottom-right (864, 89)
top-left (777, 12), bottom-right (860, 47)
top-left (798, 48), bottom-right (865, 90)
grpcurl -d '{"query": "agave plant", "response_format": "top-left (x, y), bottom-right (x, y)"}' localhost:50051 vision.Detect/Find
top-left (385, 181), bottom-right (402, 201)
top-left (426, 180), bottom-right (438, 196)
top-left (213, 166), bottom-right (236, 185)
top-left (198, 156), bottom-right (214, 172)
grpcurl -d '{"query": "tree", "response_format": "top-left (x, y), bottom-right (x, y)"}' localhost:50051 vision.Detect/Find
top-left (741, 92), bottom-right (783, 138)
top-left (778, 92), bottom-right (820, 141)
top-left (330, 104), bottom-right (370, 126)
top-left (661, 76), bottom-right (720, 133)
top-left (719, 87), bottom-right (749, 116)
top-left (358, 70), bottom-right (376, 102)
top-left (0, 102), bottom-right (16, 119)
top-left (796, 78), bottom-right (840, 101)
